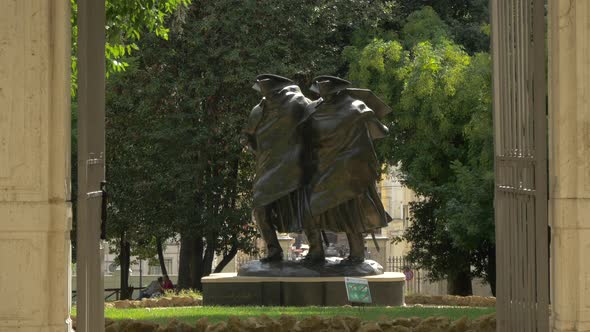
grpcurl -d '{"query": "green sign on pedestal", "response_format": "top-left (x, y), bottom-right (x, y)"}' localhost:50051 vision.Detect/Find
top-left (344, 277), bottom-right (372, 304)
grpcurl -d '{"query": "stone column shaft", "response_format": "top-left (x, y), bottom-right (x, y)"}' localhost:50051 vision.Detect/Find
top-left (549, 1), bottom-right (590, 331)
top-left (0, 1), bottom-right (72, 331)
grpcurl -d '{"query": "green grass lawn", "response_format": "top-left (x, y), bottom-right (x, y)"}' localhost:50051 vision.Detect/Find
top-left (73, 306), bottom-right (495, 326)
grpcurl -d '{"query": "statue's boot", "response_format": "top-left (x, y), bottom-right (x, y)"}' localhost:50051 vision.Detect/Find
top-left (254, 206), bottom-right (283, 262)
top-left (344, 232), bottom-right (365, 264)
top-left (303, 227), bottom-right (325, 264)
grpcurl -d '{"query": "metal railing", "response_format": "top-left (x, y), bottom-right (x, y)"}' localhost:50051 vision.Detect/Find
top-left (384, 256), bottom-right (425, 294)
top-left (72, 287), bottom-right (146, 302)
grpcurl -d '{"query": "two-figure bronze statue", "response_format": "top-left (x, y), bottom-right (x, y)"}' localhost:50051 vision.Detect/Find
top-left (242, 74), bottom-right (392, 275)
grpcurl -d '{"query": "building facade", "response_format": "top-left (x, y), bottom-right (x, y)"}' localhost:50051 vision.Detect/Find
top-left (377, 167), bottom-right (417, 258)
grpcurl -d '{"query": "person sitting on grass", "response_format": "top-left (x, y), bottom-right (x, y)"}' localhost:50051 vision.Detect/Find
top-left (137, 277), bottom-right (163, 300)
top-left (162, 275), bottom-right (174, 293)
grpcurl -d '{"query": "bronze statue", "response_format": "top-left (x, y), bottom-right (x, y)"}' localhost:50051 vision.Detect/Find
top-left (301, 76), bottom-right (392, 263)
top-left (244, 74), bottom-right (391, 266)
top-left (243, 74), bottom-right (311, 262)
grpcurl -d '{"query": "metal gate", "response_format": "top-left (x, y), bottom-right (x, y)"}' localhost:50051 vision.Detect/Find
top-left (491, 0), bottom-right (549, 331)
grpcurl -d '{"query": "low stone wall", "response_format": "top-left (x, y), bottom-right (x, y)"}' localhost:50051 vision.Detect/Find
top-left (405, 295), bottom-right (496, 307)
top-left (109, 296), bottom-right (202, 309)
top-left (96, 314), bottom-right (496, 332)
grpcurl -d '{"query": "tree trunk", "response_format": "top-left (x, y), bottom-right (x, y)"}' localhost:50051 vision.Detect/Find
top-left (202, 236), bottom-right (216, 277)
top-left (447, 269), bottom-right (473, 296)
top-left (486, 246), bottom-right (496, 296)
top-left (156, 237), bottom-right (168, 276)
top-left (214, 243), bottom-right (238, 273)
top-left (191, 236), bottom-right (205, 290)
top-left (177, 234), bottom-right (194, 290)
top-left (178, 234), bottom-right (206, 290)
top-left (119, 232), bottom-right (132, 300)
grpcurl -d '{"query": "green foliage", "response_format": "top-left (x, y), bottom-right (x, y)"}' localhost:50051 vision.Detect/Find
top-left (105, 53), bottom-right (259, 268)
top-left (394, 39), bottom-right (472, 192)
top-left (402, 7), bottom-right (450, 48)
top-left (70, 0), bottom-right (191, 95)
top-left (395, 0), bottom-right (490, 53)
top-left (172, 0), bottom-right (391, 93)
top-left (401, 199), bottom-right (470, 281)
top-left (346, 9), bottom-right (494, 293)
top-left (103, 0), bottom-right (191, 72)
top-left (344, 38), bottom-right (407, 106)
top-left (443, 53), bottom-right (495, 284)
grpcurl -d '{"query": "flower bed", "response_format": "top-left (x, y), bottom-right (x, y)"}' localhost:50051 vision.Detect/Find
top-left (96, 314), bottom-right (496, 332)
top-left (405, 295), bottom-right (496, 307)
top-left (108, 296), bottom-right (202, 309)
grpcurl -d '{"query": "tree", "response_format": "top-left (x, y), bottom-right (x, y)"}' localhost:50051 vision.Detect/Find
top-left (70, 0), bottom-right (191, 90)
top-left (443, 53), bottom-right (495, 294)
top-left (395, 0), bottom-right (490, 53)
top-left (346, 10), bottom-right (494, 294)
top-left (100, 0), bottom-right (397, 291)
top-left (70, 0), bottom-right (191, 298)
top-left (401, 6), bottom-right (450, 48)
top-left (104, 33), bottom-right (261, 292)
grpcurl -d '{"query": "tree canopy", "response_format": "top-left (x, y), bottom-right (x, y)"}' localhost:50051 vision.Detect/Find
top-left (70, 0), bottom-right (191, 94)
top-left (345, 7), bottom-right (494, 295)
top-left (395, 0), bottom-right (490, 53)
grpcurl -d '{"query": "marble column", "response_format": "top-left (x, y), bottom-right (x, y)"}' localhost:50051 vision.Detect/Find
top-left (549, 1), bottom-right (590, 331)
top-left (0, 1), bottom-right (72, 331)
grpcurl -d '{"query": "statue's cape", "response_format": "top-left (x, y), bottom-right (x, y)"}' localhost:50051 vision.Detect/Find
top-left (244, 85), bottom-right (310, 208)
top-left (302, 90), bottom-right (389, 216)
top-left (301, 88), bottom-right (390, 140)
top-left (344, 89), bottom-right (392, 119)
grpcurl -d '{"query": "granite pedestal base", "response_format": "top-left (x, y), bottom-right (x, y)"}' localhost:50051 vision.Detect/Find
top-left (202, 272), bottom-right (405, 306)
top-left (237, 258), bottom-right (383, 277)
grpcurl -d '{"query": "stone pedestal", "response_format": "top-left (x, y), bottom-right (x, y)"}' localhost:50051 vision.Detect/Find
top-left (202, 272), bottom-right (405, 306)
top-left (0, 1), bottom-right (72, 331)
top-left (238, 258), bottom-right (383, 277)
top-left (549, 1), bottom-right (590, 331)
top-left (215, 254), bottom-right (236, 273)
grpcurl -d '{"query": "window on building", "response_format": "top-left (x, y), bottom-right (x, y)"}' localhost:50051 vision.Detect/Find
top-left (402, 204), bottom-right (410, 229)
top-left (148, 258), bottom-right (173, 275)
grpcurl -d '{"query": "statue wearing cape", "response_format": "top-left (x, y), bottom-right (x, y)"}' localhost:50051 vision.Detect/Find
top-left (302, 76), bottom-right (393, 262)
top-left (243, 74), bottom-right (310, 261)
